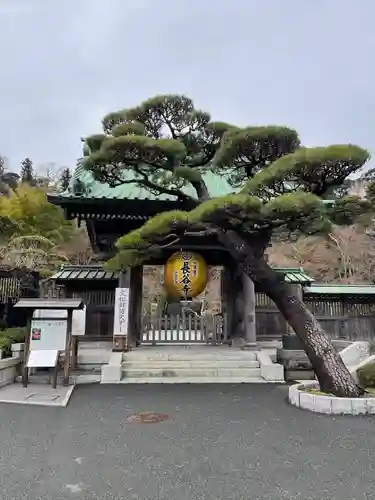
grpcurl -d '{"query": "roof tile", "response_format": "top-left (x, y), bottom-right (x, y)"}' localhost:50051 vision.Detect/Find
top-left (58, 165), bottom-right (238, 201)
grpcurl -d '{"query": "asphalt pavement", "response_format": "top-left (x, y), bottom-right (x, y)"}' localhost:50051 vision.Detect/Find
top-left (0, 383), bottom-right (374, 499)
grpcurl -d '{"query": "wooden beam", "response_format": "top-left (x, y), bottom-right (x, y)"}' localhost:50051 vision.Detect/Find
top-left (22, 315), bottom-right (32, 387)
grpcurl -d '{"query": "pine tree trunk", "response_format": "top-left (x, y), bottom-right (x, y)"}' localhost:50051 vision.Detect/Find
top-left (220, 231), bottom-right (364, 397)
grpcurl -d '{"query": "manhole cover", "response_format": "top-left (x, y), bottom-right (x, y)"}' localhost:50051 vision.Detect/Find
top-left (126, 412), bottom-right (170, 424)
top-left (25, 394), bottom-right (60, 402)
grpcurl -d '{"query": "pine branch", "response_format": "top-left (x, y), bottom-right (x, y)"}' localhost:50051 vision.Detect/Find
top-left (95, 167), bottom-right (194, 202)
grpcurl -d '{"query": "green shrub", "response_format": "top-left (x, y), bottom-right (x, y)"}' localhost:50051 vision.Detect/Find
top-left (357, 362), bottom-right (375, 387)
top-left (0, 327), bottom-right (27, 358)
top-left (4, 327), bottom-right (27, 343)
top-left (0, 335), bottom-right (12, 354)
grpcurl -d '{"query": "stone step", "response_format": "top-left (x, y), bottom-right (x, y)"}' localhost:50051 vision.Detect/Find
top-left (122, 367), bottom-right (262, 378)
top-left (119, 377), bottom-right (268, 384)
top-left (77, 353), bottom-right (112, 365)
top-left (76, 363), bottom-right (105, 372)
top-left (124, 353), bottom-right (258, 362)
top-left (122, 360), bottom-right (260, 369)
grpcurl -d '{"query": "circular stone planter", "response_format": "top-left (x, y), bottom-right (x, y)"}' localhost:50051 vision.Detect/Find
top-left (282, 334), bottom-right (304, 350)
top-left (289, 380), bottom-right (375, 415)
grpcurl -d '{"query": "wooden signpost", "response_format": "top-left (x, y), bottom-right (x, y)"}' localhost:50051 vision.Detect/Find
top-left (13, 298), bottom-right (84, 388)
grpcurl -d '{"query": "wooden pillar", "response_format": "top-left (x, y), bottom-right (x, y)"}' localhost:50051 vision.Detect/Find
top-left (128, 266), bottom-right (143, 347)
top-left (118, 270), bottom-right (130, 288)
top-left (71, 337), bottom-right (78, 370)
top-left (22, 314), bottom-right (32, 387)
top-left (232, 269), bottom-right (245, 347)
top-left (133, 267), bottom-right (143, 346)
top-left (221, 263), bottom-right (245, 347)
top-left (63, 309), bottom-right (73, 386)
top-left (221, 266), bottom-right (233, 344)
top-left (65, 288), bottom-right (78, 369)
top-left (242, 273), bottom-right (258, 350)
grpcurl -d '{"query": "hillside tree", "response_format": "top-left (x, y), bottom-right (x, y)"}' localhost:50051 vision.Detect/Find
top-left (82, 94), bottom-right (371, 397)
top-left (20, 157), bottom-right (34, 184)
top-left (59, 167), bottom-right (72, 191)
top-left (0, 155), bottom-right (19, 194)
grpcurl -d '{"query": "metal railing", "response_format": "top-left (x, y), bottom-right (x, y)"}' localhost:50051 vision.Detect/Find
top-left (141, 312), bottom-right (227, 344)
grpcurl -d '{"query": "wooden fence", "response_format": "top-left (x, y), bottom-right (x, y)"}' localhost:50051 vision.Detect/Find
top-left (255, 293), bottom-right (375, 342)
top-left (142, 313), bottom-right (225, 344)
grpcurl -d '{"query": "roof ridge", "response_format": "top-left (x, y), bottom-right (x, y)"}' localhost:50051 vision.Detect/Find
top-left (308, 283), bottom-right (375, 287)
top-left (59, 264), bottom-right (105, 270)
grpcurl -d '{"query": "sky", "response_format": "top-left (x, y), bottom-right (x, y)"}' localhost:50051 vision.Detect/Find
top-left (0, 0), bottom-right (374, 173)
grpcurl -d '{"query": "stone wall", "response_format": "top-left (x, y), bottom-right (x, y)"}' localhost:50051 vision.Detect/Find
top-left (0, 357), bottom-right (20, 387)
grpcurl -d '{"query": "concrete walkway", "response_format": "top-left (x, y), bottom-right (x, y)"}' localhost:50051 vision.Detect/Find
top-left (0, 383), bottom-right (74, 406)
top-left (0, 383), bottom-right (374, 499)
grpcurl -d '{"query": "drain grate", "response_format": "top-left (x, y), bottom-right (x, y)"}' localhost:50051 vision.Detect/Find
top-left (24, 394), bottom-right (60, 402)
top-left (126, 412), bottom-right (170, 424)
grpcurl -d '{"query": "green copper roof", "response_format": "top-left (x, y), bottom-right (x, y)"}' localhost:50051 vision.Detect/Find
top-left (304, 284), bottom-right (375, 295)
top-left (280, 268), bottom-right (314, 284)
top-left (50, 264), bottom-right (314, 284)
top-left (59, 165), bottom-right (238, 201)
top-left (52, 164), bottom-right (337, 207)
top-left (51, 265), bottom-right (117, 281)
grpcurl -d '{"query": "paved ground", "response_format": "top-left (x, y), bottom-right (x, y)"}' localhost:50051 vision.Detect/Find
top-left (0, 384), bottom-right (374, 500)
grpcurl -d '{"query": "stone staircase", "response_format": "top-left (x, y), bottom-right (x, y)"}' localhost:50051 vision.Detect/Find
top-left (117, 346), bottom-right (277, 383)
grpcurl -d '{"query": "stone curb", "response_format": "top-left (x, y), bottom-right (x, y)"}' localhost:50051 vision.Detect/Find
top-left (289, 381), bottom-right (375, 415)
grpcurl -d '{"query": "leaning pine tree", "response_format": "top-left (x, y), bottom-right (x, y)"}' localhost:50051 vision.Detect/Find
top-left (82, 94), bottom-right (371, 397)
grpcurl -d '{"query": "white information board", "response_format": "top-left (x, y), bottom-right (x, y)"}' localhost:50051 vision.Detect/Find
top-left (72, 305), bottom-right (86, 336)
top-left (30, 319), bottom-right (67, 351)
top-left (113, 287), bottom-right (129, 337)
top-left (33, 309), bottom-right (67, 319)
top-left (27, 349), bottom-right (59, 368)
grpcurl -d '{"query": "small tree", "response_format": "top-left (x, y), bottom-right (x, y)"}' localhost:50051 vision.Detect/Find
top-left (82, 94), bottom-right (371, 396)
top-left (20, 157), bottom-right (34, 184)
top-left (0, 235), bottom-right (68, 272)
top-left (0, 155), bottom-right (19, 194)
top-left (59, 167), bottom-right (72, 191)
top-left (0, 183), bottom-right (74, 244)
top-left (0, 155), bottom-right (4, 178)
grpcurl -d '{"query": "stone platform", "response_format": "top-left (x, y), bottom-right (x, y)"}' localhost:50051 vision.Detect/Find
top-left (0, 383), bottom-right (75, 407)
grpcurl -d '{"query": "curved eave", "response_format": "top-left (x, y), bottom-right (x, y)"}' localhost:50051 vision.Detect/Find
top-left (48, 193), bottom-right (185, 206)
top-left (47, 193), bottom-right (190, 221)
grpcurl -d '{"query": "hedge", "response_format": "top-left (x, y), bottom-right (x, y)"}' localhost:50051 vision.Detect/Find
top-left (0, 327), bottom-right (27, 356)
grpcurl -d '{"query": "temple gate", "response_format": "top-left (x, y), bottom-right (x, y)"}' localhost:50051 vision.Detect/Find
top-left (47, 164), bottom-right (314, 350)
